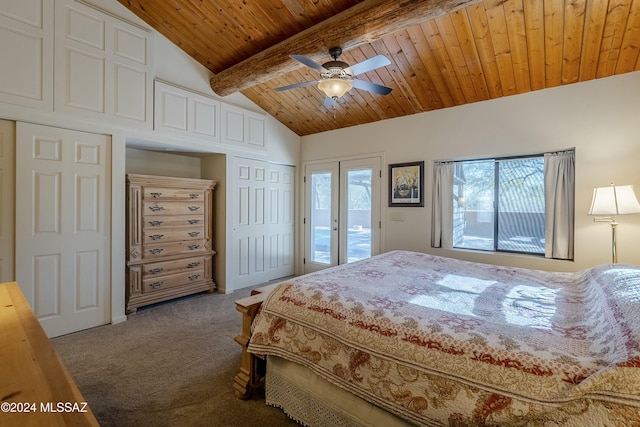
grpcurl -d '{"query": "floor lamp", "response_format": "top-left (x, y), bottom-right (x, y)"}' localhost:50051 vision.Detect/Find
top-left (588, 182), bottom-right (640, 263)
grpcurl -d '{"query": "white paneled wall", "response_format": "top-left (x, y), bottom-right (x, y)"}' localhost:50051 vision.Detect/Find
top-left (154, 80), bottom-right (221, 141)
top-left (53, 0), bottom-right (153, 127)
top-left (0, 0), bottom-right (53, 109)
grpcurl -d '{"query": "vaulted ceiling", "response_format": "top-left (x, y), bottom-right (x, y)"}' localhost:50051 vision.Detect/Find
top-left (118, 0), bottom-right (640, 136)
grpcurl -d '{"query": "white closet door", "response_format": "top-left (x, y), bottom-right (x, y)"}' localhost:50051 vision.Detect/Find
top-left (231, 157), bottom-right (268, 288)
top-left (0, 120), bottom-right (15, 282)
top-left (15, 122), bottom-right (111, 338)
top-left (267, 164), bottom-right (295, 280)
top-left (230, 158), bottom-right (294, 289)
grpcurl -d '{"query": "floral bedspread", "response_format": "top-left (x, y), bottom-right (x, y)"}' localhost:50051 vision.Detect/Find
top-left (248, 251), bottom-right (640, 426)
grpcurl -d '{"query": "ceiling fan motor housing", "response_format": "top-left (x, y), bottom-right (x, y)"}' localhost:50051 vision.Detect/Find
top-left (321, 47), bottom-right (352, 80)
top-left (321, 62), bottom-right (352, 80)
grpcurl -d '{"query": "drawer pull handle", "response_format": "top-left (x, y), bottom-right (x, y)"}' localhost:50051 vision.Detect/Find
top-left (148, 205), bottom-right (165, 212)
top-left (190, 193), bottom-right (200, 199)
top-left (187, 262), bottom-right (200, 268)
top-left (149, 234), bottom-right (164, 240)
top-left (148, 268), bottom-right (163, 274)
top-left (188, 274), bottom-right (201, 281)
top-left (188, 244), bottom-right (200, 250)
top-left (149, 248), bottom-right (164, 255)
top-left (150, 282), bottom-right (163, 289)
top-left (188, 206), bottom-right (200, 211)
top-left (150, 192), bottom-right (162, 198)
top-left (188, 231), bottom-right (200, 237)
top-left (188, 219), bottom-right (200, 224)
top-left (148, 220), bottom-right (163, 226)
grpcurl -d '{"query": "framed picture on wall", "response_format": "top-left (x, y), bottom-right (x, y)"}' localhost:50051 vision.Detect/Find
top-left (388, 161), bottom-right (424, 207)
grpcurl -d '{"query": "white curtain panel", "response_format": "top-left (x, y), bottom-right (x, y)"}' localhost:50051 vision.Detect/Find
top-left (544, 150), bottom-right (575, 260)
top-left (431, 162), bottom-right (454, 249)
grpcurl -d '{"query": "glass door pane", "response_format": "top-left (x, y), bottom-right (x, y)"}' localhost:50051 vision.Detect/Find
top-left (339, 157), bottom-right (381, 265)
top-left (304, 162), bottom-right (338, 273)
top-left (345, 168), bottom-right (372, 262)
top-left (310, 171), bottom-right (332, 264)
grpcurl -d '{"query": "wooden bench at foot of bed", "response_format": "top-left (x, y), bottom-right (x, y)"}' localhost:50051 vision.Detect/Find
top-left (233, 283), bottom-right (279, 399)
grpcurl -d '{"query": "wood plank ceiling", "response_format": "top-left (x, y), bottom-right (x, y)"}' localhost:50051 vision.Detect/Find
top-left (118, 0), bottom-right (640, 136)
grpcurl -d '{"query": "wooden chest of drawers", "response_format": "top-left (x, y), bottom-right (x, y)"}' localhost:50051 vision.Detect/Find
top-left (126, 174), bottom-right (216, 314)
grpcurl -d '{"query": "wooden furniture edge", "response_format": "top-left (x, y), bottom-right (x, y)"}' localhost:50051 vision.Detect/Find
top-left (0, 281), bottom-right (100, 426)
top-left (233, 287), bottom-right (275, 399)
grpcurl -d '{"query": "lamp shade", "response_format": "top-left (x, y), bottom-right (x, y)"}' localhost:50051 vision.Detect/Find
top-left (588, 184), bottom-right (640, 216)
top-left (318, 78), bottom-right (352, 99)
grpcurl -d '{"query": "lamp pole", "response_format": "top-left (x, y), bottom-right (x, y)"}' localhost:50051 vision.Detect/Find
top-left (610, 219), bottom-right (618, 264)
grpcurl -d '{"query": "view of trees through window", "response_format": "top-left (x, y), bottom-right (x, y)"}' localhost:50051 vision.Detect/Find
top-left (453, 156), bottom-right (545, 254)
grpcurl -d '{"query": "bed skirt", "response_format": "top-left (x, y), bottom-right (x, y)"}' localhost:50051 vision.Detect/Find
top-left (265, 355), bottom-right (416, 427)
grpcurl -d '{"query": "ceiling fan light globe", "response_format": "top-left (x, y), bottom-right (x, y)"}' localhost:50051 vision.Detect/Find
top-left (318, 78), bottom-right (352, 99)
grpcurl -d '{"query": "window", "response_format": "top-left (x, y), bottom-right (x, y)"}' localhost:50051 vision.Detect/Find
top-left (433, 150), bottom-right (574, 259)
top-left (453, 156), bottom-right (545, 255)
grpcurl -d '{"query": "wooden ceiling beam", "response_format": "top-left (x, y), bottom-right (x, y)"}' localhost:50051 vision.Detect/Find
top-left (209, 0), bottom-right (483, 96)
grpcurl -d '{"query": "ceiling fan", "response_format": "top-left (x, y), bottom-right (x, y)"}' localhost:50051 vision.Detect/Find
top-left (275, 47), bottom-right (393, 107)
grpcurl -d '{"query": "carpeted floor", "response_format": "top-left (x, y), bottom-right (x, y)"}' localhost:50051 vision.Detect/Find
top-left (52, 287), bottom-right (299, 427)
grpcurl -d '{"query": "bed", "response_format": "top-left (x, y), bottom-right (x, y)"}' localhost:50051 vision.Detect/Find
top-left (234, 250), bottom-right (640, 426)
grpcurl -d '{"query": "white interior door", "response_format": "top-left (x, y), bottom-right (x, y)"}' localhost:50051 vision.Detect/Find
top-left (232, 157), bottom-right (268, 288)
top-left (304, 156), bottom-right (381, 273)
top-left (0, 119), bottom-right (15, 282)
top-left (15, 122), bottom-right (111, 337)
top-left (231, 157), bottom-right (295, 289)
top-left (267, 163), bottom-right (295, 280)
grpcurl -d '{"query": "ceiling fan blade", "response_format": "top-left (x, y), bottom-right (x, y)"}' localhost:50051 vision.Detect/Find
top-left (349, 55), bottom-right (391, 76)
top-left (291, 54), bottom-right (325, 71)
top-left (275, 80), bottom-right (318, 91)
top-left (324, 97), bottom-right (336, 108)
top-left (351, 79), bottom-right (393, 95)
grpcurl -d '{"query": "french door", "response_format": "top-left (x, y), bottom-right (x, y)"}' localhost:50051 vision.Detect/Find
top-left (304, 156), bottom-right (381, 273)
